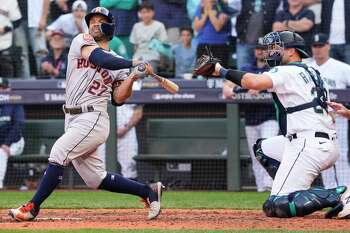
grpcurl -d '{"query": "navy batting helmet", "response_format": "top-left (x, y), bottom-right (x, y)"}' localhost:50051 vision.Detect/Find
top-left (85, 7), bottom-right (115, 40)
top-left (263, 31), bottom-right (309, 67)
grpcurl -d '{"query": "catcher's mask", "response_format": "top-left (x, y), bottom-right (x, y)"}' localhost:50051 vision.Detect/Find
top-left (85, 7), bottom-right (115, 41)
top-left (263, 31), bottom-right (309, 67)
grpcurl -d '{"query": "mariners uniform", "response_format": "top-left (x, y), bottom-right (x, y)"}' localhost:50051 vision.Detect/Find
top-left (308, 57), bottom-right (350, 189)
top-left (218, 31), bottom-right (350, 218)
top-left (117, 104), bottom-right (139, 179)
top-left (262, 64), bottom-right (338, 195)
top-left (0, 104), bottom-right (25, 189)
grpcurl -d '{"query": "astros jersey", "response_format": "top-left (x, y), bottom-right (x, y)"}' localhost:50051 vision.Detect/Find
top-left (264, 64), bottom-right (335, 134)
top-left (65, 33), bottom-right (129, 110)
top-left (308, 58), bottom-right (350, 89)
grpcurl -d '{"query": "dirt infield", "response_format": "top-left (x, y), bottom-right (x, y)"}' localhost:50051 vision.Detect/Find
top-left (1, 209), bottom-right (350, 231)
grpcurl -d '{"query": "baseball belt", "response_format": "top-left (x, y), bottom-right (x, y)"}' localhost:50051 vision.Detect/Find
top-left (288, 131), bottom-right (337, 141)
top-left (62, 105), bottom-right (94, 115)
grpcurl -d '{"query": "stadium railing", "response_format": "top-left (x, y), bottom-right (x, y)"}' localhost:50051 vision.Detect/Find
top-left (3, 79), bottom-right (348, 190)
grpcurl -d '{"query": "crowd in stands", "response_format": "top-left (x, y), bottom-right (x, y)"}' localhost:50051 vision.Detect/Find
top-left (2, 0), bottom-right (349, 80)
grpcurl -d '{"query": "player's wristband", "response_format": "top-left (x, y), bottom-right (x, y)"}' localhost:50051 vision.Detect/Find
top-left (89, 48), bottom-right (133, 70)
top-left (221, 68), bottom-right (246, 87)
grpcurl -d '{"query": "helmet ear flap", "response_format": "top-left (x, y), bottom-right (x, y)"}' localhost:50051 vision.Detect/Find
top-left (100, 22), bottom-right (115, 40)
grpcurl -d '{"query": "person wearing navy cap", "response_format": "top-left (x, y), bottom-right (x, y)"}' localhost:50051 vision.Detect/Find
top-left (0, 78), bottom-right (25, 190)
top-left (308, 33), bottom-right (350, 190)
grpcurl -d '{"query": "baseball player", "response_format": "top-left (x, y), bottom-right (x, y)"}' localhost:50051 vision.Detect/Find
top-left (307, 33), bottom-right (350, 189)
top-left (207, 30), bottom-right (350, 218)
top-left (9, 7), bottom-right (163, 221)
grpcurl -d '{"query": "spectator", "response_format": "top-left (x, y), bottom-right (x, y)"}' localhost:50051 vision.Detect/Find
top-left (320, 0), bottom-right (350, 65)
top-left (273, 0), bottom-right (315, 54)
top-left (13, 0), bottom-right (30, 79)
top-left (40, 30), bottom-right (68, 79)
top-left (172, 27), bottom-right (197, 79)
top-left (149, 0), bottom-right (191, 44)
top-left (222, 39), bottom-right (279, 192)
top-left (117, 103), bottom-right (143, 180)
top-left (227, 0), bottom-right (241, 68)
top-left (129, 1), bottom-right (168, 72)
top-left (235, 0), bottom-right (280, 69)
top-left (28, 0), bottom-right (50, 73)
top-left (100, 0), bottom-right (139, 58)
top-left (0, 0), bottom-right (22, 78)
top-left (194, 0), bottom-right (231, 68)
top-left (49, 0), bottom-right (75, 21)
top-left (0, 78), bottom-right (25, 189)
top-left (307, 33), bottom-right (350, 189)
top-left (47, 0), bottom-right (88, 47)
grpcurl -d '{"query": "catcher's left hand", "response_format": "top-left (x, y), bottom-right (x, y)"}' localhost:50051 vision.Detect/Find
top-left (193, 54), bottom-right (221, 77)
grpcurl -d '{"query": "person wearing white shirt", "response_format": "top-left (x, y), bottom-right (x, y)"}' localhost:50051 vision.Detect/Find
top-left (47, 0), bottom-right (88, 47)
top-left (308, 33), bottom-right (350, 190)
top-left (0, 0), bottom-right (22, 77)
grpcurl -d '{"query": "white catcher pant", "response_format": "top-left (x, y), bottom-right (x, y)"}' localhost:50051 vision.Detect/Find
top-left (245, 120), bottom-right (279, 192)
top-left (322, 116), bottom-right (350, 188)
top-left (261, 132), bottom-right (339, 196)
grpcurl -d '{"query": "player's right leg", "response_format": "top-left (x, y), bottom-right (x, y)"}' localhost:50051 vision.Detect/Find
top-left (72, 149), bottom-right (164, 220)
top-left (253, 135), bottom-right (286, 179)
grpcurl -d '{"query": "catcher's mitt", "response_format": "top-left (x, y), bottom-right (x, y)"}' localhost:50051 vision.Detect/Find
top-left (193, 46), bottom-right (221, 77)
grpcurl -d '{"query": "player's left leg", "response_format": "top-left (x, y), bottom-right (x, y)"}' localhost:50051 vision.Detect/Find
top-left (72, 149), bottom-right (163, 220)
top-left (263, 186), bottom-right (345, 217)
top-left (264, 134), bottom-right (339, 218)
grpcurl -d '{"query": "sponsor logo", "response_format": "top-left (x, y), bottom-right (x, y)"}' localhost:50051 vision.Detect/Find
top-left (0, 94), bottom-right (22, 102)
top-left (44, 93), bottom-right (66, 102)
top-left (152, 93), bottom-right (195, 100)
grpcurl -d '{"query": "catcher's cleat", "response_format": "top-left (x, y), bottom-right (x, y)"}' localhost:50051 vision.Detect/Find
top-left (146, 182), bottom-right (164, 220)
top-left (324, 186), bottom-right (347, 219)
top-left (337, 186), bottom-right (350, 219)
top-left (8, 202), bottom-right (40, 222)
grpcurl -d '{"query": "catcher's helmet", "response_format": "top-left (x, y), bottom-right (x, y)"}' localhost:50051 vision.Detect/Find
top-left (85, 7), bottom-right (115, 40)
top-left (263, 31), bottom-right (309, 67)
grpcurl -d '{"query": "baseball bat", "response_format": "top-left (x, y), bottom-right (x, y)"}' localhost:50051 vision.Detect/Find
top-left (150, 73), bottom-right (179, 94)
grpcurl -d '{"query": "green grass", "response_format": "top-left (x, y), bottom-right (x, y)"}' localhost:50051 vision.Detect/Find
top-left (0, 191), bottom-right (342, 233)
top-left (0, 191), bottom-right (269, 209)
top-left (0, 230), bottom-right (347, 233)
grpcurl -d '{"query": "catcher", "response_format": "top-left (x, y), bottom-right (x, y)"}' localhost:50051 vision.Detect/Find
top-left (194, 30), bottom-right (350, 219)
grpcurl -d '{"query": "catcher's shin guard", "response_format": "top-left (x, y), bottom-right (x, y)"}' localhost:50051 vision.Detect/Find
top-left (263, 187), bottom-right (344, 218)
top-left (253, 138), bottom-right (280, 179)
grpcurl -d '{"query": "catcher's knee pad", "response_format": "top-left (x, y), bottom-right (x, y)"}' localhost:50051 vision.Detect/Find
top-left (263, 195), bottom-right (291, 218)
top-left (263, 188), bottom-right (342, 218)
top-left (253, 138), bottom-right (280, 179)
